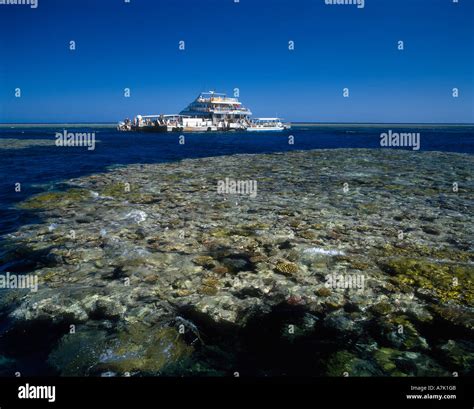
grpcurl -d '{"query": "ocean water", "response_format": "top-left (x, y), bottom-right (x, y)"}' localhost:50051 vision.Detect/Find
top-left (1, 124), bottom-right (473, 238)
top-left (0, 124), bottom-right (473, 376)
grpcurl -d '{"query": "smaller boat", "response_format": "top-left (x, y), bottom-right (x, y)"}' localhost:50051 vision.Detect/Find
top-left (117, 118), bottom-right (132, 131)
top-left (246, 118), bottom-right (290, 132)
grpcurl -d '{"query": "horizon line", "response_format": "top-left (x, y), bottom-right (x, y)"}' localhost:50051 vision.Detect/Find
top-left (1, 122), bottom-right (473, 126)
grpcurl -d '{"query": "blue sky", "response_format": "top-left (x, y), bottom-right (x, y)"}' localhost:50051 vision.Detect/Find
top-left (0, 0), bottom-right (473, 123)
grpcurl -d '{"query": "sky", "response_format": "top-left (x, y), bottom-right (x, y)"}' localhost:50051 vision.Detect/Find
top-left (0, 0), bottom-right (473, 123)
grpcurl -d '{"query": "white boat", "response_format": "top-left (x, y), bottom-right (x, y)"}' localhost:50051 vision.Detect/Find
top-left (117, 119), bottom-right (132, 131)
top-left (246, 118), bottom-right (290, 132)
top-left (181, 117), bottom-right (217, 132)
top-left (180, 91), bottom-right (251, 131)
top-left (118, 92), bottom-right (290, 133)
top-left (130, 114), bottom-right (184, 133)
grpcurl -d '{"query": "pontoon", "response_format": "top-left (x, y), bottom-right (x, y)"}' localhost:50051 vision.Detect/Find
top-left (246, 118), bottom-right (290, 132)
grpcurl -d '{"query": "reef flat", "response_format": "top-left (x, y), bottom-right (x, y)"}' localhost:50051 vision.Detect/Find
top-left (0, 138), bottom-right (101, 150)
top-left (1, 149), bottom-right (473, 376)
top-left (0, 138), bottom-right (56, 150)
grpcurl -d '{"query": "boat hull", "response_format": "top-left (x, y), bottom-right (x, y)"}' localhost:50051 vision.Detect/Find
top-left (246, 126), bottom-right (286, 132)
top-left (133, 125), bottom-right (182, 133)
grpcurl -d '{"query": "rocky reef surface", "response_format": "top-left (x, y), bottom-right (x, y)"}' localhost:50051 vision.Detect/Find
top-left (0, 149), bottom-right (473, 376)
top-left (0, 138), bottom-right (56, 150)
top-left (0, 138), bottom-right (100, 150)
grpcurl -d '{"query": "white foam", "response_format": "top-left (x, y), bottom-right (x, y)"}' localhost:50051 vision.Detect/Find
top-left (124, 210), bottom-right (147, 223)
top-left (303, 247), bottom-right (345, 256)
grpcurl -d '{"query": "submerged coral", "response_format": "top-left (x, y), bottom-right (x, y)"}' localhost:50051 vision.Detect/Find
top-left (1, 149), bottom-right (473, 376)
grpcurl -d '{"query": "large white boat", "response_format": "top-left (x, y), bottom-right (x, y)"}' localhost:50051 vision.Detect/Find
top-left (118, 91), bottom-right (290, 132)
top-left (179, 91), bottom-right (252, 131)
top-left (246, 118), bottom-right (290, 132)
